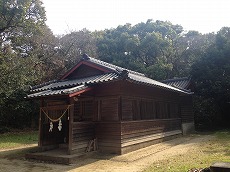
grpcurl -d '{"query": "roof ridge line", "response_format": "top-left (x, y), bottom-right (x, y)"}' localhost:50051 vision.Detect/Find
top-left (83, 55), bottom-right (145, 77)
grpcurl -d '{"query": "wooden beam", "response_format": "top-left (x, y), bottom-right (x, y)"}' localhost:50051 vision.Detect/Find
top-left (41, 105), bottom-right (69, 111)
top-left (68, 98), bottom-right (74, 154)
top-left (68, 87), bottom-right (92, 98)
top-left (38, 98), bottom-right (44, 147)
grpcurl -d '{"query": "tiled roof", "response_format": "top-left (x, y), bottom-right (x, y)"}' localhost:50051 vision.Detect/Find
top-left (85, 55), bottom-right (145, 77)
top-left (162, 77), bottom-right (191, 90)
top-left (28, 55), bottom-right (192, 98)
top-left (127, 74), bottom-right (191, 94)
top-left (83, 56), bottom-right (192, 94)
top-left (28, 73), bottom-right (119, 98)
top-left (28, 85), bottom-right (88, 98)
top-left (32, 73), bottom-right (119, 92)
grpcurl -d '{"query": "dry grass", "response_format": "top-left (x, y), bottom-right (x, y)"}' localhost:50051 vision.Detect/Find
top-left (144, 131), bottom-right (230, 172)
top-left (0, 131), bottom-right (38, 150)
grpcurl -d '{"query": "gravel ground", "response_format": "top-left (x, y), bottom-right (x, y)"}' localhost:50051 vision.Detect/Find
top-left (0, 134), bottom-right (214, 172)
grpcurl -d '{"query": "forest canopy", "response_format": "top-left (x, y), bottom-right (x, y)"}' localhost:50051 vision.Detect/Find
top-left (0, 0), bottom-right (229, 131)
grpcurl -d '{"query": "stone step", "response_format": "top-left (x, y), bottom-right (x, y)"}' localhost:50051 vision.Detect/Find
top-left (25, 149), bottom-right (97, 164)
top-left (210, 162), bottom-right (230, 172)
top-left (59, 143), bottom-right (68, 149)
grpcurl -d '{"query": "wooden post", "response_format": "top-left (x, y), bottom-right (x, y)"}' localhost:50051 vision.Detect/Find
top-left (118, 96), bottom-right (122, 121)
top-left (38, 98), bottom-right (44, 147)
top-left (68, 98), bottom-right (74, 154)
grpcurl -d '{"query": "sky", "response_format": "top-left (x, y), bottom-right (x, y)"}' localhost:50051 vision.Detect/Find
top-left (42, 0), bottom-right (230, 35)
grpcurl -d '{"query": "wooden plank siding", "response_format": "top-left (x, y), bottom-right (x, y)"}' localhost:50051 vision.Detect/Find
top-left (100, 98), bottom-right (119, 121)
top-left (120, 119), bottom-right (182, 154)
top-left (121, 96), bottom-right (180, 121)
top-left (95, 122), bottom-right (121, 154)
top-left (67, 64), bottom-right (104, 79)
top-left (83, 81), bottom-right (184, 154)
top-left (69, 122), bottom-right (95, 155)
top-left (180, 96), bottom-right (194, 123)
top-left (38, 80), bottom-right (189, 155)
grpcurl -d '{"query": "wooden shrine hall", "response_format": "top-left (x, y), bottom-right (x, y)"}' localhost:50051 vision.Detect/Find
top-left (26, 54), bottom-right (194, 163)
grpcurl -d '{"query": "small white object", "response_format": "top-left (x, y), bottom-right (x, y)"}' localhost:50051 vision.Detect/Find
top-left (58, 119), bottom-right (62, 131)
top-left (49, 122), bottom-right (53, 132)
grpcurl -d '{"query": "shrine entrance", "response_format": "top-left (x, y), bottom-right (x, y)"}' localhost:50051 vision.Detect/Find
top-left (39, 103), bottom-right (72, 151)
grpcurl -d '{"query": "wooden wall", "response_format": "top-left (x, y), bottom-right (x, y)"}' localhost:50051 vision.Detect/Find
top-left (99, 98), bottom-right (119, 121)
top-left (79, 80), bottom-right (185, 154)
top-left (120, 119), bottom-right (182, 154)
top-left (69, 122), bottom-right (95, 155)
top-left (180, 96), bottom-right (194, 123)
top-left (120, 81), bottom-right (180, 102)
top-left (95, 122), bottom-right (121, 154)
top-left (121, 96), bottom-right (180, 121)
top-left (38, 80), bottom-right (192, 155)
top-left (67, 64), bottom-right (104, 79)
top-left (94, 119), bottom-right (182, 155)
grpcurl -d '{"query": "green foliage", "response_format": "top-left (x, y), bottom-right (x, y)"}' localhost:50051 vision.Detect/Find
top-left (0, 90), bottom-right (39, 129)
top-left (192, 27), bottom-right (230, 128)
top-left (57, 29), bottom-right (98, 71)
top-left (0, 0), bottom-right (46, 39)
top-left (0, 0), bottom-right (49, 130)
top-left (0, 131), bottom-right (38, 149)
top-left (97, 20), bottom-right (210, 80)
top-left (0, 0), bottom-right (228, 131)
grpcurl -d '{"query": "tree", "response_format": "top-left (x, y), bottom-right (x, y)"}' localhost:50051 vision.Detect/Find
top-left (0, 0), bottom-right (49, 130)
top-left (57, 29), bottom-right (98, 71)
top-left (0, 0), bottom-right (46, 44)
top-left (101, 20), bottom-right (217, 80)
top-left (191, 27), bottom-right (230, 128)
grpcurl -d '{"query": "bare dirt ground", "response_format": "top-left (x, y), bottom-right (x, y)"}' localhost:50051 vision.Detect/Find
top-left (0, 134), bottom-right (214, 172)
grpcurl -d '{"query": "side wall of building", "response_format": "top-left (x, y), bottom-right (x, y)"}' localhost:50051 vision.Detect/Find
top-left (85, 81), bottom-right (183, 154)
top-left (119, 81), bottom-right (182, 154)
top-left (180, 96), bottom-right (195, 135)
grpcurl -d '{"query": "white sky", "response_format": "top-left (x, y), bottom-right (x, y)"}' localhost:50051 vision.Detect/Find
top-left (42, 0), bottom-right (230, 35)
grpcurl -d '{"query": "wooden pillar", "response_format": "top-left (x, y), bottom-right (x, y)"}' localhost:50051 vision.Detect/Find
top-left (38, 98), bottom-right (44, 147)
top-left (68, 97), bottom-right (74, 154)
top-left (118, 96), bottom-right (122, 121)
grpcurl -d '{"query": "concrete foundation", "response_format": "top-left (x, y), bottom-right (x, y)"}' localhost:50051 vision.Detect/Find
top-left (210, 162), bottom-right (230, 172)
top-left (182, 122), bottom-right (195, 135)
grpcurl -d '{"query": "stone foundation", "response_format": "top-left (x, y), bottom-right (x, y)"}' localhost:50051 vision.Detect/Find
top-left (182, 122), bottom-right (195, 135)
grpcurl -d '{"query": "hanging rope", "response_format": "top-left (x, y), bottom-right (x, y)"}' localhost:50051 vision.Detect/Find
top-left (41, 105), bottom-right (71, 122)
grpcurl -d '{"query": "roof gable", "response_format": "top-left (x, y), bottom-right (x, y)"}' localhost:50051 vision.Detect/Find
top-left (60, 60), bottom-right (111, 80)
top-left (61, 54), bottom-right (145, 80)
top-left (63, 64), bottom-right (105, 80)
top-left (28, 54), bottom-right (193, 98)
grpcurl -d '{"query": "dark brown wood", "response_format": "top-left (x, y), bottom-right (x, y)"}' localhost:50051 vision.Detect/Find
top-left (120, 119), bottom-right (182, 154)
top-left (41, 105), bottom-right (69, 111)
top-left (95, 122), bottom-right (122, 154)
top-left (180, 96), bottom-right (194, 123)
top-left (38, 98), bottom-right (44, 147)
top-left (118, 96), bottom-right (122, 121)
top-left (60, 61), bottom-right (110, 80)
top-left (100, 98), bottom-right (119, 121)
top-left (68, 98), bottom-right (74, 154)
top-left (34, 60), bottom-right (194, 160)
top-left (70, 122), bottom-right (95, 154)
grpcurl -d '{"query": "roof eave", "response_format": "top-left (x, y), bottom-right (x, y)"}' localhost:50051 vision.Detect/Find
top-left (27, 87), bottom-right (92, 99)
top-left (126, 78), bottom-right (192, 95)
